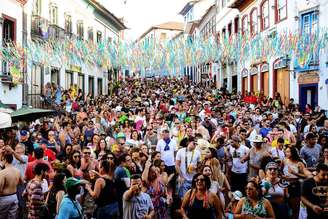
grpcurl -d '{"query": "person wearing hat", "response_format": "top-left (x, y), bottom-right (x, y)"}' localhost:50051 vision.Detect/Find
top-left (225, 191), bottom-right (243, 218)
top-left (57, 177), bottom-right (85, 219)
top-left (19, 130), bottom-right (34, 156)
top-left (300, 132), bottom-right (322, 169)
top-left (242, 135), bottom-right (270, 179)
top-left (261, 162), bottom-right (289, 219)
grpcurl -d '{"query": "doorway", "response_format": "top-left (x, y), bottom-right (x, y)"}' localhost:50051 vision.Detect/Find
top-left (50, 68), bottom-right (60, 86)
top-left (232, 75), bottom-right (237, 91)
top-left (88, 76), bottom-right (94, 97)
top-left (299, 84), bottom-right (318, 112)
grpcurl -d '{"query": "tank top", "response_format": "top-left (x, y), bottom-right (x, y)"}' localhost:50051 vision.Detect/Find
top-left (241, 198), bottom-right (268, 218)
top-left (96, 178), bottom-right (117, 208)
top-left (283, 160), bottom-right (299, 178)
top-left (188, 197), bottom-right (216, 219)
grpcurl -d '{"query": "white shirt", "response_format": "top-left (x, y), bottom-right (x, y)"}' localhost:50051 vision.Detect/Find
top-left (270, 148), bottom-right (285, 160)
top-left (228, 145), bottom-right (249, 174)
top-left (176, 147), bottom-right (201, 181)
top-left (156, 138), bottom-right (177, 166)
top-left (289, 124), bottom-right (297, 133)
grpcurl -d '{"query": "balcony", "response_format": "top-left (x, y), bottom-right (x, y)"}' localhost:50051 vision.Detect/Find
top-left (48, 24), bottom-right (65, 40)
top-left (31, 15), bottom-right (49, 39)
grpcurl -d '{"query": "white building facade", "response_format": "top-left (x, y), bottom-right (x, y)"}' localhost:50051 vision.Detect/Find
top-left (0, 0), bottom-right (24, 109)
top-left (136, 22), bottom-right (184, 77)
top-left (229, 0), bottom-right (328, 110)
top-left (1, 0), bottom-right (126, 109)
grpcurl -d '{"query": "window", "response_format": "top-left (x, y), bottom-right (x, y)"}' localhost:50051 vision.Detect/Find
top-left (301, 11), bottom-right (319, 64)
top-left (242, 15), bottom-right (248, 36)
top-left (33, 0), bottom-right (42, 16)
top-left (88, 27), bottom-right (93, 42)
top-left (250, 8), bottom-right (258, 36)
top-left (261, 0), bottom-right (269, 30)
top-left (3, 17), bottom-right (16, 43)
top-left (234, 17), bottom-right (239, 34)
top-left (97, 31), bottom-right (102, 43)
top-left (228, 23), bottom-right (232, 37)
top-left (276, 0), bottom-right (287, 22)
top-left (77, 20), bottom-right (84, 39)
top-left (222, 28), bottom-right (226, 39)
top-left (64, 14), bottom-right (72, 33)
top-left (49, 4), bottom-right (58, 25)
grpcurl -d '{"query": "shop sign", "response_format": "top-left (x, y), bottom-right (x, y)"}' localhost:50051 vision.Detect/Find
top-left (261, 63), bottom-right (269, 72)
top-left (298, 71), bottom-right (320, 84)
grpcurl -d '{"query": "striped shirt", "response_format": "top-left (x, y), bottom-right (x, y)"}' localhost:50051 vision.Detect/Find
top-left (24, 179), bottom-right (44, 219)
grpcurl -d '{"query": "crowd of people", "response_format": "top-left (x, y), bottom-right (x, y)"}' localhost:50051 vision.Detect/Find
top-left (0, 77), bottom-right (328, 219)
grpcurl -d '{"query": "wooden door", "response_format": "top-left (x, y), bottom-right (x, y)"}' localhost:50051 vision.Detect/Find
top-left (276, 69), bottom-right (290, 105)
top-left (262, 72), bottom-right (269, 97)
top-left (252, 74), bottom-right (258, 93)
top-left (243, 77), bottom-right (248, 94)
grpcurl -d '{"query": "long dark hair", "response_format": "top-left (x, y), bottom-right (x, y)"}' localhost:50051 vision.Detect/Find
top-left (68, 150), bottom-right (81, 169)
top-left (288, 146), bottom-right (302, 162)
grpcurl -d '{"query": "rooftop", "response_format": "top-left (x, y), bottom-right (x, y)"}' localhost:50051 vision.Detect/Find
top-left (137, 22), bottom-right (184, 41)
top-left (88, 0), bottom-right (127, 30)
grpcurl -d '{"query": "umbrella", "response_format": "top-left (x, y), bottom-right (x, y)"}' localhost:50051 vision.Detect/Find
top-left (11, 107), bottom-right (56, 122)
top-left (0, 112), bottom-right (12, 129)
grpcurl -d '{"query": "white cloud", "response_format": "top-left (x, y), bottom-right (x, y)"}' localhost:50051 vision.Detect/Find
top-left (100, 0), bottom-right (188, 40)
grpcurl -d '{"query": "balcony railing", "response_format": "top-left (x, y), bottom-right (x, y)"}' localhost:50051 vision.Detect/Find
top-left (31, 15), bottom-right (49, 39)
top-left (48, 24), bottom-right (65, 40)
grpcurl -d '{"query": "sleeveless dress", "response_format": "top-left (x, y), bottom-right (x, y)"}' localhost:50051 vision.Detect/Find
top-left (145, 179), bottom-right (167, 219)
top-left (187, 195), bottom-right (216, 219)
top-left (241, 198), bottom-right (268, 218)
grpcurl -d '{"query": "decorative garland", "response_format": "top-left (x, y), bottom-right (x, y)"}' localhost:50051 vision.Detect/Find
top-left (0, 28), bottom-right (327, 85)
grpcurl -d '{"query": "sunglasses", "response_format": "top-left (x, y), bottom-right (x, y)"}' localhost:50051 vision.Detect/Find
top-left (268, 168), bottom-right (278, 171)
top-left (147, 129), bottom-right (151, 131)
top-left (195, 178), bottom-right (205, 182)
top-left (73, 155), bottom-right (81, 158)
top-left (107, 156), bottom-right (114, 160)
top-left (83, 152), bottom-right (91, 155)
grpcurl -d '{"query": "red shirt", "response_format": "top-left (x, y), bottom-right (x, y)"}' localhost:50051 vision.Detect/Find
top-left (44, 148), bottom-right (56, 162)
top-left (24, 159), bottom-right (54, 181)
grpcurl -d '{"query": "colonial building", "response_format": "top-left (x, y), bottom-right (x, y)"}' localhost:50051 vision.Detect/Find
top-left (136, 21), bottom-right (184, 77)
top-left (24, 0), bottom-right (126, 107)
top-left (0, 0), bottom-right (25, 109)
top-left (215, 0), bottom-right (240, 90)
top-left (0, 0), bottom-right (126, 108)
top-left (179, 0), bottom-right (215, 83)
top-left (228, 0), bottom-right (327, 110)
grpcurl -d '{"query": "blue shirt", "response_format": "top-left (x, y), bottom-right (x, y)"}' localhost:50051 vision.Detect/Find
top-left (57, 195), bottom-right (83, 219)
top-left (259, 127), bottom-right (272, 138)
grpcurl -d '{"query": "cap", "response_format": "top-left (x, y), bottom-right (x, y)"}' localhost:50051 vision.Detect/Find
top-left (116, 132), bottom-right (126, 139)
top-left (265, 162), bottom-right (279, 170)
top-left (40, 139), bottom-right (48, 145)
top-left (252, 135), bottom-right (264, 143)
top-left (65, 177), bottom-right (82, 190)
top-left (20, 130), bottom-right (28, 137)
top-left (232, 191), bottom-right (243, 200)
